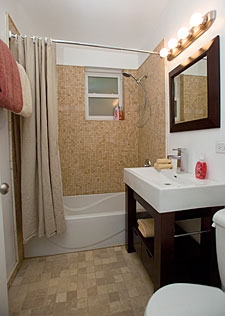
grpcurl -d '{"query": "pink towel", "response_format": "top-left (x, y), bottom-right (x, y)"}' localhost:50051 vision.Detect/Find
top-left (0, 39), bottom-right (23, 113)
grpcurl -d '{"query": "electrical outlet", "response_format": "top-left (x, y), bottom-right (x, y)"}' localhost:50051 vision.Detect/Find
top-left (216, 142), bottom-right (225, 153)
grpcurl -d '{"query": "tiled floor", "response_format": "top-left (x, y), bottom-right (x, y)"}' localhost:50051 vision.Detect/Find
top-left (8, 246), bottom-right (154, 316)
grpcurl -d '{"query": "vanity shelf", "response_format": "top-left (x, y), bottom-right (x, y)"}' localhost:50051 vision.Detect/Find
top-left (133, 226), bottom-right (155, 279)
top-left (126, 184), bottom-right (222, 291)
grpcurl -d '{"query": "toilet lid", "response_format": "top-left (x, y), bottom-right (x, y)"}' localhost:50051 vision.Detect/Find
top-left (145, 283), bottom-right (225, 316)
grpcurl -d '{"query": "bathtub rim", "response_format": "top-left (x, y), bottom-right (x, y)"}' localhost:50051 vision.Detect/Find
top-left (63, 192), bottom-right (125, 216)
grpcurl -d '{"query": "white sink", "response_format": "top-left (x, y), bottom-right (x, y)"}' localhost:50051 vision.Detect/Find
top-left (124, 167), bottom-right (225, 213)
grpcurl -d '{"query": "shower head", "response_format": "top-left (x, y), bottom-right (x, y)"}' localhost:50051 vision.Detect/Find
top-left (123, 71), bottom-right (150, 128)
top-left (122, 72), bottom-right (132, 78)
top-left (122, 72), bottom-right (148, 84)
top-left (122, 72), bottom-right (137, 82)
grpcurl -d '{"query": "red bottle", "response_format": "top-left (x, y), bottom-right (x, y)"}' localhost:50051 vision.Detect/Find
top-left (195, 154), bottom-right (207, 179)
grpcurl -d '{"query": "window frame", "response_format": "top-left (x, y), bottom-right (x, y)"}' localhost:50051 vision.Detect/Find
top-left (85, 68), bottom-right (123, 120)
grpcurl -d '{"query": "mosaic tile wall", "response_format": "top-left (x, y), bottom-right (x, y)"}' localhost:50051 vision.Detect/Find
top-left (180, 75), bottom-right (207, 122)
top-left (57, 40), bottom-right (166, 196)
top-left (137, 41), bottom-right (166, 168)
top-left (57, 67), bottom-right (139, 196)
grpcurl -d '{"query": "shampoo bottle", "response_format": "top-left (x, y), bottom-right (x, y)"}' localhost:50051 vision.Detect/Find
top-left (195, 153), bottom-right (207, 179)
top-left (114, 105), bottom-right (120, 120)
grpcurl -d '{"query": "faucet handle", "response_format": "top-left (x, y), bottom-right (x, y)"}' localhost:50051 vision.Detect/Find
top-left (172, 148), bottom-right (182, 156)
top-left (171, 148), bottom-right (187, 172)
top-left (173, 147), bottom-right (186, 155)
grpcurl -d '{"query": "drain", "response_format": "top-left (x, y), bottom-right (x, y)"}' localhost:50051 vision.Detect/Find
top-left (164, 183), bottom-right (172, 185)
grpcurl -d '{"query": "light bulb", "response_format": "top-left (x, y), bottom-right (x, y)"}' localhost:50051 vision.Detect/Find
top-left (168, 38), bottom-right (177, 49)
top-left (159, 48), bottom-right (169, 58)
top-left (190, 12), bottom-right (203, 27)
top-left (178, 27), bottom-right (189, 39)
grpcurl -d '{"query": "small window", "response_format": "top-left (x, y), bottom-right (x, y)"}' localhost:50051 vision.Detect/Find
top-left (85, 68), bottom-right (123, 120)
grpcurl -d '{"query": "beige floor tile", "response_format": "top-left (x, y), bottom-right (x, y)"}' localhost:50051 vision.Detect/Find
top-left (56, 292), bottom-right (67, 303)
top-left (9, 246), bottom-right (154, 315)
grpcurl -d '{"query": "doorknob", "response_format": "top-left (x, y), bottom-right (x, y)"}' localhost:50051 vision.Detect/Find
top-left (0, 183), bottom-right (9, 195)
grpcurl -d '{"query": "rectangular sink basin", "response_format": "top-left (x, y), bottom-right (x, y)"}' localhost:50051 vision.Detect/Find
top-left (124, 167), bottom-right (225, 213)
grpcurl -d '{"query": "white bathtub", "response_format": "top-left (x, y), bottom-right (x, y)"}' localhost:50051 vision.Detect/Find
top-left (24, 192), bottom-right (126, 257)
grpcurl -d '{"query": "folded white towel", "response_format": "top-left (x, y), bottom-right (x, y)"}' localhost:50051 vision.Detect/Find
top-left (16, 62), bottom-right (32, 117)
top-left (137, 218), bottom-right (154, 238)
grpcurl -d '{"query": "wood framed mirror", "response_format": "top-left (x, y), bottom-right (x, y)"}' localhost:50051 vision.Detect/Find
top-left (169, 35), bottom-right (220, 132)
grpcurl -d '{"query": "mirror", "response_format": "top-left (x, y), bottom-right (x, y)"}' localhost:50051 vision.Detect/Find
top-left (169, 35), bottom-right (220, 132)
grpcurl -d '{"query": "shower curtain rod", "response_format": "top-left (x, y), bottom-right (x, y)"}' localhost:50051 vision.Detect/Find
top-left (9, 31), bottom-right (159, 55)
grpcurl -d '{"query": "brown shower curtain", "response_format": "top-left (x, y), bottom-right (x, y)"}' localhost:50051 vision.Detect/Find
top-left (10, 36), bottom-right (65, 242)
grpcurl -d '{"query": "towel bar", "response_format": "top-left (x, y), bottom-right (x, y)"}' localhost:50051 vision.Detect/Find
top-left (174, 229), bottom-right (211, 238)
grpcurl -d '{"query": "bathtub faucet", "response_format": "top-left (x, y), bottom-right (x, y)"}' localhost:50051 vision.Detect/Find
top-left (144, 159), bottom-right (151, 167)
top-left (167, 148), bottom-right (187, 173)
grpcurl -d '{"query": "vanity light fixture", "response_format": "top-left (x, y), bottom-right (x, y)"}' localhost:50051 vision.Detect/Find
top-left (160, 10), bottom-right (216, 61)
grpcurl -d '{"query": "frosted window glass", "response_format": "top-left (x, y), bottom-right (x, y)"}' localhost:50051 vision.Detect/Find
top-left (89, 98), bottom-right (118, 116)
top-left (85, 69), bottom-right (122, 120)
top-left (88, 77), bottom-right (118, 94)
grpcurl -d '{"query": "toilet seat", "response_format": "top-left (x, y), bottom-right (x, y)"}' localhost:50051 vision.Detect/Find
top-left (144, 283), bottom-right (225, 316)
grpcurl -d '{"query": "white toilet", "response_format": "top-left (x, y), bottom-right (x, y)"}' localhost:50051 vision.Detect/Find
top-left (144, 208), bottom-right (225, 316)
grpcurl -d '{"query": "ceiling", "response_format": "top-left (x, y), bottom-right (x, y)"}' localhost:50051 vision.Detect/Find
top-left (18, 0), bottom-right (169, 51)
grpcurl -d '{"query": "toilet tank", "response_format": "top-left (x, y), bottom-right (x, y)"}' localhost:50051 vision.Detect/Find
top-left (213, 208), bottom-right (225, 291)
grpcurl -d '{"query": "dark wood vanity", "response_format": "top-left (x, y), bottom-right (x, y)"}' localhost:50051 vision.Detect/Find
top-left (126, 184), bottom-right (222, 291)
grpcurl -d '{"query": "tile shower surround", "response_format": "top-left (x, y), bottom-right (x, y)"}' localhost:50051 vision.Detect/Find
top-left (57, 65), bottom-right (139, 196)
top-left (57, 41), bottom-right (166, 196)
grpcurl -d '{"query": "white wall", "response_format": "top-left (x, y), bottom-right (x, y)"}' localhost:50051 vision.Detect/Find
top-left (56, 43), bottom-right (141, 69)
top-left (0, 0), bottom-right (30, 42)
top-left (148, 0), bottom-right (225, 181)
top-left (3, 0), bottom-right (143, 70)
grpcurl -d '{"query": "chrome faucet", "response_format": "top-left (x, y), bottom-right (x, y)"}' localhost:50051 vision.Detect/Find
top-left (144, 159), bottom-right (151, 167)
top-left (167, 148), bottom-right (187, 173)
